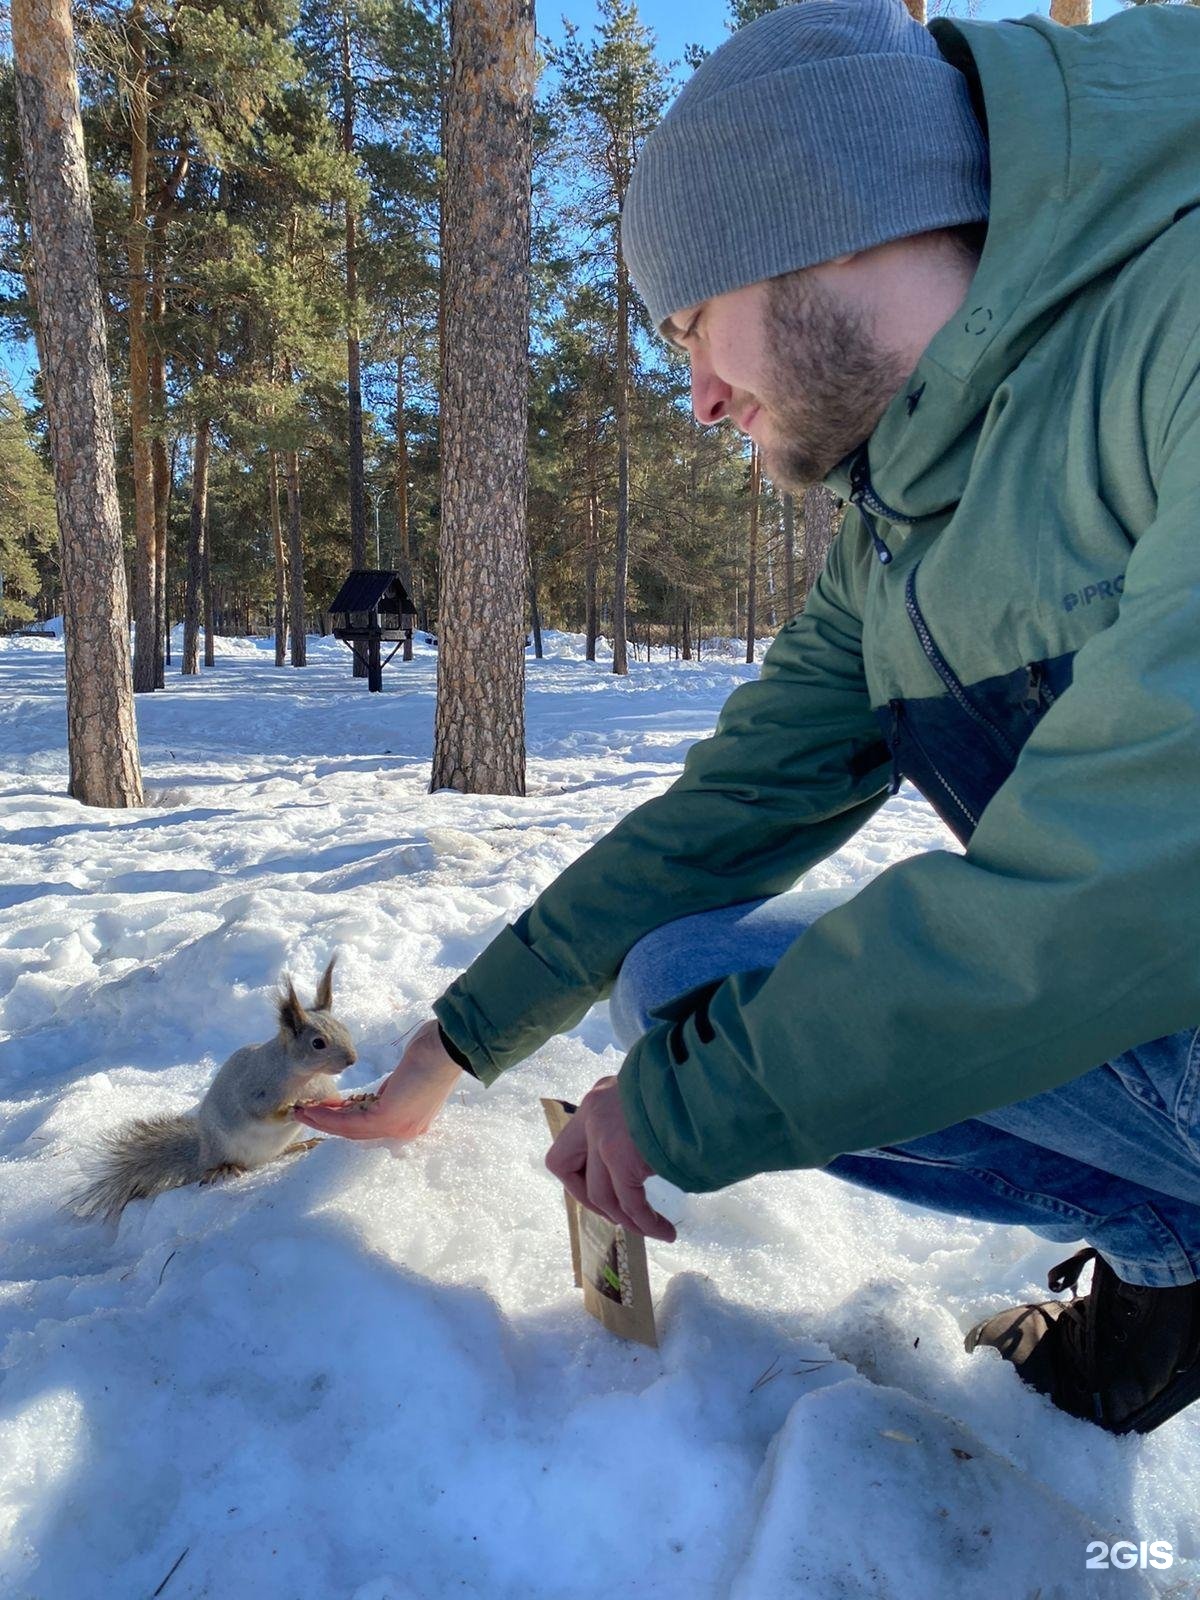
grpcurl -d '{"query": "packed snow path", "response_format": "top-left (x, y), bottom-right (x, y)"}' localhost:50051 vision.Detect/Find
top-left (1, 631), bottom-right (1196, 1599)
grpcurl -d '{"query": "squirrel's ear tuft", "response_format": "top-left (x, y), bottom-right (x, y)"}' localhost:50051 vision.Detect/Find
top-left (277, 976), bottom-right (307, 1037)
top-left (313, 953), bottom-right (337, 1013)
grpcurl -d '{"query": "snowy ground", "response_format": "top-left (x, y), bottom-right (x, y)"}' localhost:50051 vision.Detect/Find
top-left (1, 627), bottom-right (1197, 1600)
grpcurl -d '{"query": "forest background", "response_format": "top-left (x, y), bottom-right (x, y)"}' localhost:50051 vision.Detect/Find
top-left (0, 0), bottom-right (1124, 670)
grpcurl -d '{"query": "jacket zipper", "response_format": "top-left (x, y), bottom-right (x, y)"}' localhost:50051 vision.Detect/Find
top-left (887, 698), bottom-right (979, 833)
top-left (850, 446), bottom-right (1007, 831)
top-left (904, 564), bottom-right (1019, 765)
top-left (1024, 659), bottom-right (1056, 712)
top-left (848, 448), bottom-right (897, 564)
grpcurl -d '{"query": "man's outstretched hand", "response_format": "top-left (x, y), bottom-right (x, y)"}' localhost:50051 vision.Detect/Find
top-left (545, 1074), bottom-right (677, 1243)
top-left (292, 1017), bottom-right (464, 1141)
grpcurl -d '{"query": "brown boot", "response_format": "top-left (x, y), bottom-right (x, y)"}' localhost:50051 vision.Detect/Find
top-left (964, 1246), bottom-right (1200, 1433)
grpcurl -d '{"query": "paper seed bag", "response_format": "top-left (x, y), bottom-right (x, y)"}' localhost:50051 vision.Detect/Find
top-left (541, 1097), bottom-right (658, 1349)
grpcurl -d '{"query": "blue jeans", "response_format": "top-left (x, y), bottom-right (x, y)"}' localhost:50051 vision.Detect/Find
top-left (608, 886), bottom-right (1200, 1288)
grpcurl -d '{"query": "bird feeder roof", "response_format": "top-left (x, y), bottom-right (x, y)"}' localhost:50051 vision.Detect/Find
top-left (327, 569), bottom-right (416, 615)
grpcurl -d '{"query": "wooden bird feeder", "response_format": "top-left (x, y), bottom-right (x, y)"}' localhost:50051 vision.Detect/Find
top-left (326, 569), bottom-right (416, 692)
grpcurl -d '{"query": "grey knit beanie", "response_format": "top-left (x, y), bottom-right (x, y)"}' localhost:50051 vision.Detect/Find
top-left (621, 0), bottom-right (990, 333)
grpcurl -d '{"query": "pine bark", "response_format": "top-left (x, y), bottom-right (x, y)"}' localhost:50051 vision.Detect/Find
top-left (12, 0), bottom-right (143, 805)
top-left (395, 352), bottom-right (413, 661)
top-left (286, 447), bottom-right (306, 667)
top-left (128, 4), bottom-right (158, 694)
top-left (431, 0), bottom-right (534, 795)
top-left (149, 155), bottom-right (187, 687)
top-left (150, 240), bottom-right (171, 688)
top-left (182, 415), bottom-right (210, 674)
top-left (341, 5), bottom-right (368, 679)
top-left (584, 449), bottom-right (598, 661)
top-left (528, 553), bottom-right (542, 658)
top-left (202, 502), bottom-right (214, 667)
top-left (269, 448), bottom-right (288, 666)
top-left (611, 251), bottom-right (630, 675)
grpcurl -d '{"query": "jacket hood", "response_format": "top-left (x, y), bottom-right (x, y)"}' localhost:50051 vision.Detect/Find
top-left (824, 5), bottom-right (1200, 518)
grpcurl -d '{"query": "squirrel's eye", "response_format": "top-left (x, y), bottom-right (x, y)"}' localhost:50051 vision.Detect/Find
top-left (312, 1036), bottom-right (327, 1050)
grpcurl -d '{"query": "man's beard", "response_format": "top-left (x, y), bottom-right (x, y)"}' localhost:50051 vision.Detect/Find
top-left (755, 267), bottom-right (914, 493)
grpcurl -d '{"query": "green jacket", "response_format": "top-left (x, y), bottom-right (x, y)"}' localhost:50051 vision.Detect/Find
top-left (433, 5), bottom-right (1200, 1193)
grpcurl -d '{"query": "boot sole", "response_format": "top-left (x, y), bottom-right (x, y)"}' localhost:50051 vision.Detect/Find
top-left (1112, 1357), bottom-right (1200, 1434)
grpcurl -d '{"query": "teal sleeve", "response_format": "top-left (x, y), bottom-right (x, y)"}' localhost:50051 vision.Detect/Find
top-left (432, 520), bottom-right (892, 1085)
top-left (618, 353), bottom-right (1200, 1192)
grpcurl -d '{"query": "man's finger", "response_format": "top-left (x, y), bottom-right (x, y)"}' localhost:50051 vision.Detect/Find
top-left (584, 1152), bottom-right (629, 1229)
top-left (545, 1113), bottom-right (589, 1182)
top-left (291, 1100), bottom-right (382, 1139)
top-left (610, 1166), bottom-right (677, 1242)
top-left (557, 1169), bottom-right (590, 1211)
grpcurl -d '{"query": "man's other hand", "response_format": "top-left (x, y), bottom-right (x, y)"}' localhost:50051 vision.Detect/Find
top-left (545, 1074), bottom-right (677, 1243)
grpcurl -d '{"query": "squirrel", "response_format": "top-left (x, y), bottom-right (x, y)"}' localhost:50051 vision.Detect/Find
top-left (68, 956), bottom-right (358, 1223)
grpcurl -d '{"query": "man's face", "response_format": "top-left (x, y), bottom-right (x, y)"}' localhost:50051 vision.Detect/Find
top-left (664, 266), bottom-right (914, 492)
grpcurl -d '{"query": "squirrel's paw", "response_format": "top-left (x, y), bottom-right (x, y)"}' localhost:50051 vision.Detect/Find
top-left (199, 1162), bottom-right (248, 1187)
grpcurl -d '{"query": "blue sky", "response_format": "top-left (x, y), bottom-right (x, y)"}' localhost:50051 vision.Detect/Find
top-left (538, 0), bottom-right (1126, 65)
top-left (2, 0), bottom-right (1129, 402)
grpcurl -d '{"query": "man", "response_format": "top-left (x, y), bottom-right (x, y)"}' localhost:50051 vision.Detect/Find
top-left (298, 0), bottom-right (1200, 1434)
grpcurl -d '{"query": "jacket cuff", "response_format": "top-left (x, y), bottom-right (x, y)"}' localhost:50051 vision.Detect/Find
top-left (437, 1023), bottom-right (477, 1078)
top-left (431, 922), bottom-right (585, 1087)
top-left (616, 1029), bottom-right (707, 1193)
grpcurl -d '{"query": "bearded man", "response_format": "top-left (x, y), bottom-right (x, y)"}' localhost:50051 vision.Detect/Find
top-left (300, 0), bottom-right (1200, 1435)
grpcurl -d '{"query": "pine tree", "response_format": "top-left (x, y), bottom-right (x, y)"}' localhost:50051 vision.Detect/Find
top-left (549, 0), bottom-right (672, 674)
top-left (431, 0), bottom-right (535, 794)
top-left (12, 0), bottom-right (144, 805)
top-left (0, 381), bottom-right (57, 625)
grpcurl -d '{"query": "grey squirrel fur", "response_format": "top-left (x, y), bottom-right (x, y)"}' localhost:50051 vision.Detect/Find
top-left (68, 956), bottom-right (357, 1223)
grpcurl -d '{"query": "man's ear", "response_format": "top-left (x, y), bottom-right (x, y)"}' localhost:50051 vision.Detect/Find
top-left (313, 954), bottom-right (336, 1013)
top-left (277, 977), bottom-right (307, 1037)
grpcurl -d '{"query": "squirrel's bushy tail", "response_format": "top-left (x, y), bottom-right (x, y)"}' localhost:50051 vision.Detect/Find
top-left (68, 1114), bottom-right (205, 1223)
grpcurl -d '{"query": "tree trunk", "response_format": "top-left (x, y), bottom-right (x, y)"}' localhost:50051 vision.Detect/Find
top-left (150, 235), bottom-right (170, 689)
top-left (745, 441), bottom-right (760, 664)
top-left (782, 489), bottom-right (796, 620)
top-left (165, 435), bottom-right (179, 664)
top-left (585, 461), bottom-right (598, 661)
top-left (681, 599), bottom-right (692, 661)
top-left (269, 448), bottom-right (288, 666)
top-left (436, 0), bottom-right (449, 428)
top-left (182, 415), bottom-right (209, 674)
top-left (127, 4), bottom-right (157, 695)
top-left (528, 553), bottom-right (542, 659)
top-left (12, 0), bottom-right (143, 805)
top-left (1050, 0), bottom-right (1090, 23)
top-left (431, 0), bottom-right (534, 795)
top-left (203, 532), bottom-right (214, 666)
top-left (395, 349), bottom-right (413, 661)
top-left (342, 4), bottom-right (368, 678)
top-left (611, 252), bottom-right (630, 676)
top-left (286, 448), bottom-right (306, 667)
top-left (802, 483), bottom-right (838, 601)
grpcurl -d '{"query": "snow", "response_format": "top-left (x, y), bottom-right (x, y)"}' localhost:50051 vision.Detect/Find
top-left (0, 627), bottom-right (1196, 1600)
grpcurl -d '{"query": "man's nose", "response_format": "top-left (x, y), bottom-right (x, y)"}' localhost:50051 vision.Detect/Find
top-left (690, 348), bottom-right (732, 427)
